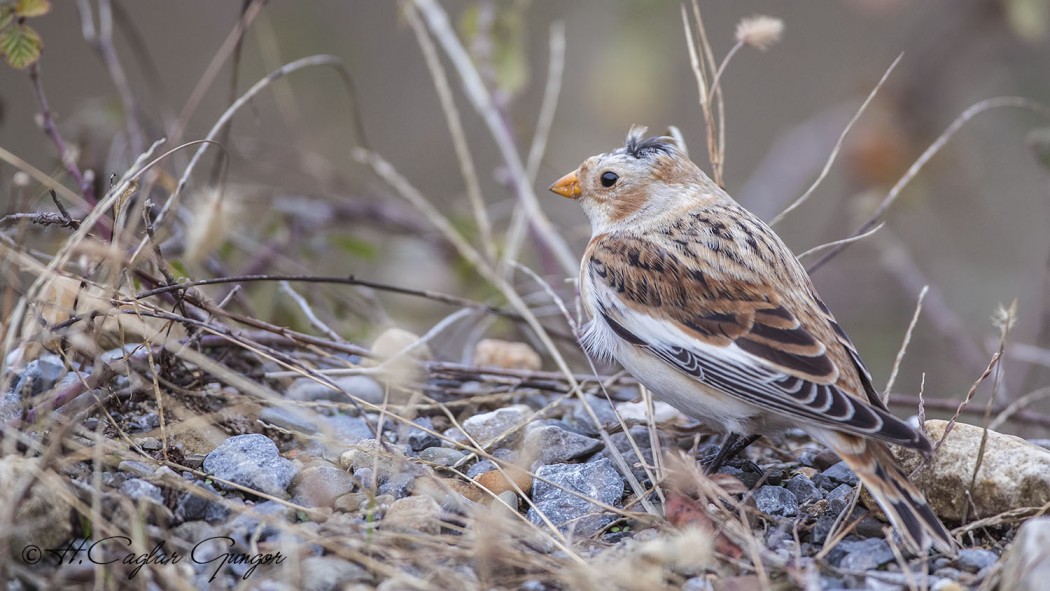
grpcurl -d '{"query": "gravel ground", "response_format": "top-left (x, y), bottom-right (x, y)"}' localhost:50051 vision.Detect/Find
top-left (2, 347), bottom-right (1043, 591)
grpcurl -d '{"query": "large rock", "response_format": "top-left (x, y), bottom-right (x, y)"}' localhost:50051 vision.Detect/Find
top-left (893, 420), bottom-right (1050, 522)
top-left (999, 517), bottom-right (1050, 590)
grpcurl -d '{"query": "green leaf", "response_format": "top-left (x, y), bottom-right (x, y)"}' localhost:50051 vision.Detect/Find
top-left (15, 0), bottom-right (50, 18)
top-left (0, 7), bottom-right (15, 30)
top-left (0, 23), bottom-right (41, 69)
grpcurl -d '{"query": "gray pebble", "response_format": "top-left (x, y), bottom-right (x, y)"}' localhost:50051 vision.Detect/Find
top-left (591, 426), bottom-right (661, 484)
top-left (134, 437), bottom-right (162, 451)
top-left (118, 460), bottom-right (155, 479)
top-left (129, 412), bottom-right (161, 432)
top-left (299, 555), bottom-right (371, 591)
top-left (406, 417), bottom-right (440, 451)
top-left (203, 434), bottom-right (299, 498)
top-left (524, 423), bottom-right (603, 466)
top-left (812, 473), bottom-right (836, 491)
top-left (12, 354), bottom-right (67, 396)
top-left (291, 466), bottom-right (356, 508)
top-left (227, 500), bottom-right (292, 546)
top-left (827, 483), bottom-right (854, 513)
top-left (461, 405), bottom-right (531, 444)
top-left (287, 375), bottom-right (385, 405)
top-left (378, 471), bottom-right (416, 498)
top-left (834, 538), bottom-right (895, 571)
top-left (955, 548), bottom-right (998, 572)
top-left (418, 447), bottom-right (466, 467)
top-left (320, 414), bottom-right (373, 444)
top-left (753, 485), bottom-right (798, 517)
top-left (526, 458), bottom-right (624, 537)
top-left (786, 474), bottom-right (823, 505)
top-left (567, 394), bottom-right (618, 436)
top-left (119, 478), bottom-right (164, 504)
top-left (467, 459), bottom-right (496, 479)
top-left (682, 577), bottom-right (714, 591)
top-left (823, 461), bottom-right (860, 486)
top-left (173, 481), bottom-right (229, 523)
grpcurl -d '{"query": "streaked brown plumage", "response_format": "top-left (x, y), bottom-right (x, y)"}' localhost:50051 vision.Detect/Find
top-left (550, 127), bottom-right (955, 555)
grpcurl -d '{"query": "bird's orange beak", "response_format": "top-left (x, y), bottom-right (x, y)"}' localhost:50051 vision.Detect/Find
top-left (548, 170), bottom-right (582, 199)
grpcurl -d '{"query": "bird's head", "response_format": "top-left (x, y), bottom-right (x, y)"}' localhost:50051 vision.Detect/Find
top-left (549, 127), bottom-right (717, 232)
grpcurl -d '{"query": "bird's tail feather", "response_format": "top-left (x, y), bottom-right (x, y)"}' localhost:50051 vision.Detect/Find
top-left (824, 432), bottom-right (956, 556)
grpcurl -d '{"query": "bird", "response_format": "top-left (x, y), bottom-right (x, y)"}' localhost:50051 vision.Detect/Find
top-left (548, 127), bottom-right (956, 555)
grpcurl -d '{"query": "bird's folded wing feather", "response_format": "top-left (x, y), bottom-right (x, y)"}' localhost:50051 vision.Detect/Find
top-left (586, 233), bottom-right (924, 448)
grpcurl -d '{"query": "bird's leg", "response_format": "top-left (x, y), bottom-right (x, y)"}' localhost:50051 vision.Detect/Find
top-left (703, 433), bottom-right (762, 474)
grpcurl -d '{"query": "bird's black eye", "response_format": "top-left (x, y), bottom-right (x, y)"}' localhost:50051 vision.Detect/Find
top-left (600, 171), bottom-right (619, 188)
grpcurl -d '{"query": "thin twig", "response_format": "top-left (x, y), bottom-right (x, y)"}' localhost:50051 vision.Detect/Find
top-left (808, 96), bottom-right (1050, 273)
top-left (883, 285), bottom-right (928, 402)
top-left (411, 0), bottom-right (577, 276)
top-left (405, 3), bottom-right (495, 262)
top-left (28, 63), bottom-right (95, 205)
top-left (771, 54), bottom-right (903, 226)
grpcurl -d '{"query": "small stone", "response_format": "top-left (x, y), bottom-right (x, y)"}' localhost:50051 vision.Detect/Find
top-left (173, 481), bottom-right (229, 523)
top-left (378, 472), bottom-right (416, 498)
top-left (523, 423), bottom-right (603, 466)
top-left (320, 414), bottom-right (374, 444)
top-left (786, 474), bottom-right (823, 505)
top-left (335, 375), bottom-right (386, 405)
top-left (129, 412), bottom-right (161, 432)
top-left (999, 517), bottom-right (1050, 590)
top-left (718, 464), bottom-right (762, 490)
top-left (339, 439), bottom-right (414, 484)
top-left (954, 548), bottom-right (997, 572)
top-left (118, 460), bottom-right (155, 478)
top-left (406, 417), bottom-right (440, 451)
top-left (592, 425), bottom-right (662, 485)
top-left (833, 538), bottom-right (894, 571)
top-left (382, 495), bottom-right (443, 534)
top-left (822, 461), bottom-right (860, 486)
top-left (812, 473), bottom-right (835, 491)
top-left (226, 500), bottom-right (292, 547)
top-left (526, 458), bottom-right (624, 537)
top-left (12, 354), bottom-right (67, 396)
top-left (460, 405), bottom-right (531, 445)
top-left (260, 405), bottom-right (319, 435)
top-left (467, 459), bottom-right (496, 479)
top-left (494, 490), bottom-right (519, 513)
top-left (134, 437), bottom-right (163, 451)
top-left (292, 466), bottom-right (356, 508)
top-left (567, 394), bottom-right (618, 436)
top-left (299, 555), bottom-right (371, 591)
top-left (474, 339), bottom-right (542, 370)
top-left (810, 515), bottom-right (837, 544)
top-left (119, 478), bottom-right (165, 505)
top-left (202, 434), bottom-right (299, 498)
top-left (893, 420), bottom-right (1050, 522)
top-left (827, 483), bottom-right (854, 513)
top-left (753, 485), bottom-right (798, 517)
top-left (418, 447), bottom-right (466, 467)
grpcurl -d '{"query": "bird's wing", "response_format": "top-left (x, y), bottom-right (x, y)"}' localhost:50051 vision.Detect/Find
top-left (585, 232), bottom-right (925, 449)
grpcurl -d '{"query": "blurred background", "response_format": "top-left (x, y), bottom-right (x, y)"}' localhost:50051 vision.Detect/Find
top-left (2, 1), bottom-right (1050, 433)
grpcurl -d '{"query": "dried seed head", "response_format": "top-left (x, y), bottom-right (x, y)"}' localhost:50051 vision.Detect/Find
top-left (735, 15), bottom-right (783, 51)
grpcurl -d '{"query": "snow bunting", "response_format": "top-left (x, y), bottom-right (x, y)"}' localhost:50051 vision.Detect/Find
top-left (549, 127), bottom-right (955, 555)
